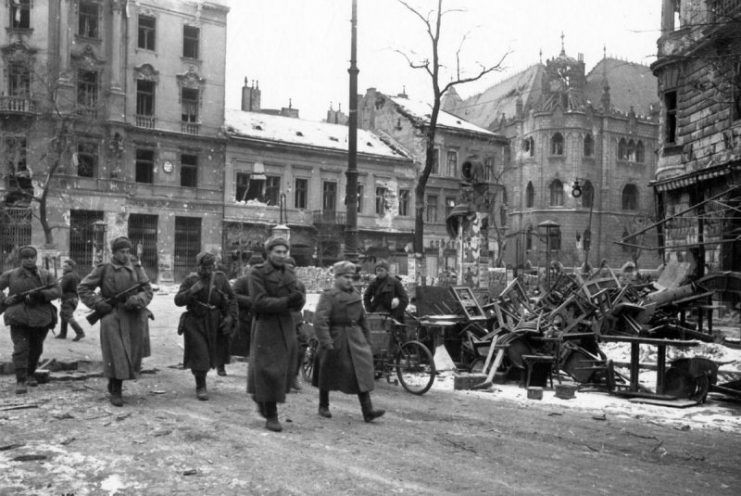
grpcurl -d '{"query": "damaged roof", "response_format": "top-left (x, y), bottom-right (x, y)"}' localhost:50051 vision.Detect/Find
top-left (388, 95), bottom-right (498, 137)
top-left (224, 109), bottom-right (409, 159)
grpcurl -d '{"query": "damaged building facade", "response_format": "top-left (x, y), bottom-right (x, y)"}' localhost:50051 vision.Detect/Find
top-left (651, 0), bottom-right (741, 276)
top-left (445, 44), bottom-right (662, 272)
top-left (223, 92), bottom-right (415, 275)
top-left (358, 89), bottom-right (509, 284)
top-left (0, 0), bottom-right (229, 281)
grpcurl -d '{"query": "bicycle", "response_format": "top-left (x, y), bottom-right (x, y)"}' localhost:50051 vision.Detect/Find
top-left (301, 313), bottom-right (436, 395)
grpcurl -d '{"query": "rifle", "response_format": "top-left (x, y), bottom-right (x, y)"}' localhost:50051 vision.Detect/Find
top-left (86, 281), bottom-right (149, 325)
top-left (0, 282), bottom-right (58, 315)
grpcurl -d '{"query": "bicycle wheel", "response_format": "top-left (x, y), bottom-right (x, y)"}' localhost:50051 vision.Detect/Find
top-left (301, 338), bottom-right (318, 382)
top-left (395, 340), bottom-right (435, 395)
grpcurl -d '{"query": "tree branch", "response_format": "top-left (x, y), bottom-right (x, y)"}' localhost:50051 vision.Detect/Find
top-left (441, 50), bottom-right (510, 96)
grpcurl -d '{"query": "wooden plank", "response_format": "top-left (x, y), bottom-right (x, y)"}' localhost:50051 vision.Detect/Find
top-left (627, 397), bottom-right (699, 408)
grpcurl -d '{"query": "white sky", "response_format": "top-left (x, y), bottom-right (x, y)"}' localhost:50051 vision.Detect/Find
top-left (225, 0), bottom-right (662, 122)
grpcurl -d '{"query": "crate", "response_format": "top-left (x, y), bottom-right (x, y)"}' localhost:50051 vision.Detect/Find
top-left (367, 313), bottom-right (390, 355)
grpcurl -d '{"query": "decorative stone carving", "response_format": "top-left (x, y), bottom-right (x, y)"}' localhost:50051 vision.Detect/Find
top-left (176, 66), bottom-right (205, 89)
top-left (134, 63), bottom-right (159, 82)
top-left (71, 45), bottom-right (106, 68)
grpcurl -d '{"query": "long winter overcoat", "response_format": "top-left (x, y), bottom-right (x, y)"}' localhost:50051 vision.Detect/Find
top-left (312, 287), bottom-right (375, 394)
top-left (59, 269), bottom-right (81, 322)
top-left (230, 274), bottom-right (253, 357)
top-left (0, 266), bottom-right (61, 329)
top-left (174, 271), bottom-right (238, 371)
top-left (78, 259), bottom-right (153, 380)
top-left (247, 261), bottom-right (305, 403)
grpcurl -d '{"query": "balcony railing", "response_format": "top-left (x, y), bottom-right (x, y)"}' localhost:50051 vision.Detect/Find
top-left (312, 210), bottom-right (346, 226)
top-left (0, 96), bottom-right (35, 114)
top-left (135, 115), bottom-right (156, 129)
top-left (181, 122), bottom-right (200, 135)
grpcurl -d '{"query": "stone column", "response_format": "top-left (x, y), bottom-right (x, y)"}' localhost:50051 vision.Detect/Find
top-left (107, 0), bottom-right (126, 122)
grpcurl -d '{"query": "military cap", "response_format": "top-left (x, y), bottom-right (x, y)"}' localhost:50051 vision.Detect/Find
top-left (18, 245), bottom-right (38, 258)
top-left (111, 237), bottom-right (133, 252)
top-left (333, 261), bottom-right (356, 277)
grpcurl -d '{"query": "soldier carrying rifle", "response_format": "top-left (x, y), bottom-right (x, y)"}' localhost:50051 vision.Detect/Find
top-left (0, 245), bottom-right (61, 395)
top-left (78, 237), bottom-right (153, 407)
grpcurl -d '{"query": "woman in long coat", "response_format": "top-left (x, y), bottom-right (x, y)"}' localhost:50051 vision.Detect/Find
top-left (78, 237), bottom-right (153, 407)
top-left (312, 261), bottom-right (385, 422)
top-left (174, 252), bottom-right (237, 400)
top-left (247, 238), bottom-right (305, 432)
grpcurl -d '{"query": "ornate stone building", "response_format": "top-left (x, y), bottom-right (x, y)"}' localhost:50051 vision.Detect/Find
top-left (651, 0), bottom-right (741, 276)
top-left (0, 0), bottom-right (228, 281)
top-left (447, 43), bottom-right (662, 272)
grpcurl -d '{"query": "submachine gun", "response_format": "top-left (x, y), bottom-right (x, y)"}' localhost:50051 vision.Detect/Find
top-left (0, 282), bottom-right (58, 315)
top-left (86, 282), bottom-right (149, 325)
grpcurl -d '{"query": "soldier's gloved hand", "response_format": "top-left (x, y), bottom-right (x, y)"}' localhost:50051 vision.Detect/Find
top-left (124, 295), bottom-right (142, 310)
top-left (26, 293), bottom-right (43, 305)
top-left (95, 301), bottom-right (113, 314)
top-left (391, 297), bottom-right (400, 309)
top-left (4, 294), bottom-right (21, 306)
top-left (219, 315), bottom-right (235, 336)
top-left (189, 280), bottom-right (206, 294)
top-left (286, 291), bottom-right (303, 308)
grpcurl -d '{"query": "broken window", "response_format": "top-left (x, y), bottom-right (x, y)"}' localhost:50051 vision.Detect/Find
top-left (375, 186), bottom-right (387, 216)
top-left (622, 184), bottom-right (639, 210)
top-left (78, 1), bottom-right (99, 39)
top-left (10, 0), bottom-right (31, 29)
top-left (77, 141), bottom-right (98, 178)
top-left (398, 189), bottom-right (410, 216)
top-left (664, 90), bottom-right (678, 143)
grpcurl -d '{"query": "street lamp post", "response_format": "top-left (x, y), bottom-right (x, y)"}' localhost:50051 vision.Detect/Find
top-left (344, 0), bottom-right (359, 264)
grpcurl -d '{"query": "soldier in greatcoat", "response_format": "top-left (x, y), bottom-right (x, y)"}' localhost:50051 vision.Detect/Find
top-left (0, 245), bottom-right (61, 394)
top-left (174, 252), bottom-right (237, 400)
top-left (78, 237), bottom-right (153, 407)
top-left (56, 259), bottom-right (85, 341)
top-left (247, 237), bottom-right (305, 432)
top-left (230, 253), bottom-right (264, 359)
top-left (313, 261), bottom-right (385, 422)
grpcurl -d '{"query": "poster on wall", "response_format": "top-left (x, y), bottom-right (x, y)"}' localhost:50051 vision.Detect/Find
top-left (158, 253), bottom-right (174, 283)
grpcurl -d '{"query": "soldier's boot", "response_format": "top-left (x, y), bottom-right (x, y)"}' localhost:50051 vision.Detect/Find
top-left (318, 389), bottom-right (332, 418)
top-left (56, 321), bottom-right (68, 339)
top-left (264, 402), bottom-right (282, 432)
top-left (291, 374), bottom-right (302, 392)
top-left (358, 392), bottom-right (385, 423)
top-left (70, 320), bottom-right (85, 342)
top-left (195, 372), bottom-right (209, 401)
top-left (110, 379), bottom-right (124, 407)
top-left (15, 370), bottom-right (27, 395)
top-left (26, 371), bottom-right (38, 388)
top-left (216, 365), bottom-right (226, 376)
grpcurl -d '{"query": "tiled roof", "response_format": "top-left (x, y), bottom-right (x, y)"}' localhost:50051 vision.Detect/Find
top-left (585, 58), bottom-right (658, 116)
top-left (224, 109), bottom-right (408, 159)
top-left (451, 65), bottom-right (545, 129)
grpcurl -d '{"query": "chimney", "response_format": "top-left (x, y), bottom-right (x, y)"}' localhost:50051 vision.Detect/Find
top-left (280, 98), bottom-right (299, 118)
top-left (241, 77), bottom-right (261, 112)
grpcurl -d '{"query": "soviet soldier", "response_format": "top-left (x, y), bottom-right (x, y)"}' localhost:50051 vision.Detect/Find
top-left (363, 260), bottom-right (408, 322)
top-left (78, 237), bottom-right (153, 407)
top-left (0, 245), bottom-right (61, 394)
top-left (247, 238), bottom-right (305, 432)
top-left (174, 252), bottom-right (237, 400)
top-left (56, 259), bottom-right (85, 341)
top-left (230, 253), bottom-right (264, 360)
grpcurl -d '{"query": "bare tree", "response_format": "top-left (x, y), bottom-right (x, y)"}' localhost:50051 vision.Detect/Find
top-left (396, 0), bottom-right (507, 280)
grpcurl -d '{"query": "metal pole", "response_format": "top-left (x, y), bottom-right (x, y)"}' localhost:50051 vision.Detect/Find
top-left (344, 0), bottom-right (359, 263)
top-left (457, 222), bottom-right (464, 285)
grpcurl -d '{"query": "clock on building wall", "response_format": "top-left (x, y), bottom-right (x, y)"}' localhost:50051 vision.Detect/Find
top-left (163, 161), bottom-right (174, 173)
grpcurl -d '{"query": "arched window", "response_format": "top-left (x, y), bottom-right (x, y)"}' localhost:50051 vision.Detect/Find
top-left (551, 133), bottom-right (564, 155)
top-left (583, 134), bottom-right (594, 157)
top-left (622, 184), bottom-right (639, 210)
top-left (526, 182), bottom-right (535, 208)
top-left (627, 140), bottom-right (636, 161)
top-left (581, 180), bottom-right (594, 208)
top-left (550, 179), bottom-right (564, 206)
top-left (636, 141), bottom-right (645, 163)
top-left (618, 138), bottom-right (627, 160)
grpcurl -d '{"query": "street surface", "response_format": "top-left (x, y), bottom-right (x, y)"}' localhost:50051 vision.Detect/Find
top-left (1, 290), bottom-right (740, 495)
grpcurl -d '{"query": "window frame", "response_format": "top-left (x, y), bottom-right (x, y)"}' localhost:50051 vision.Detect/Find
top-left (549, 179), bottom-right (564, 206)
top-left (398, 188), bottom-right (410, 216)
top-left (664, 90), bottom-right (678, 144)
top-left (135, 149), bottom-right (155, 184)
top-left (525, 181), bottom-right (535, 208)
top-left (622, 184), bottom-right (639, 211)
top-left (8, 62), bottom-right (31, 97)
top-left (294, 177), bottom-right (308, 209)
top-left (137, 15), bottom-right (156, 51)
top-left (78, 0), bottom-right (100, 39)
top-left (446, 150), bottom-right (458, 177)
top-left (583, 134), bottom-right (594, 157)
top-left (181, 87), bottom-right (199, 123)
top-left (136, 79), bottom-right (155, 117)
top-left (180, 153), bottom-right (198, 188)
top-left (322, 181), bottom-right (337, 212)
top-left (375, 186), bottom-right (387, 217)
top-left (550, 133), bottom-right (564, 156)
top-left (183, 25), bottom-right (200, 59)
top-left (10, 0), bottom-right (31, 30)
top-left (581, 180), bottom-right (594, 208)
top-left (356, 184), bottom-right (364, 213)
top-left (76, 141), bottom-right (98, 178)
top-left (76, 69), bottom-right (98, 111)
top-left (426, 195), bottom-right (439, 223)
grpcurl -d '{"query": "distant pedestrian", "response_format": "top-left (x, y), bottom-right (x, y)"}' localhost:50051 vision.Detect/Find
top-left (247, 238), bottom-right (305, 432)
top-left (0, 245), bottom-right (61, 395)
top-left (78, 237), bottom-right (153, 407)
top-left (174, 252), bottom-right (237, 399)
top-left (313, 261), bottom-right (385, 422)
top-left (56, 259), bottom-right (85, 341)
